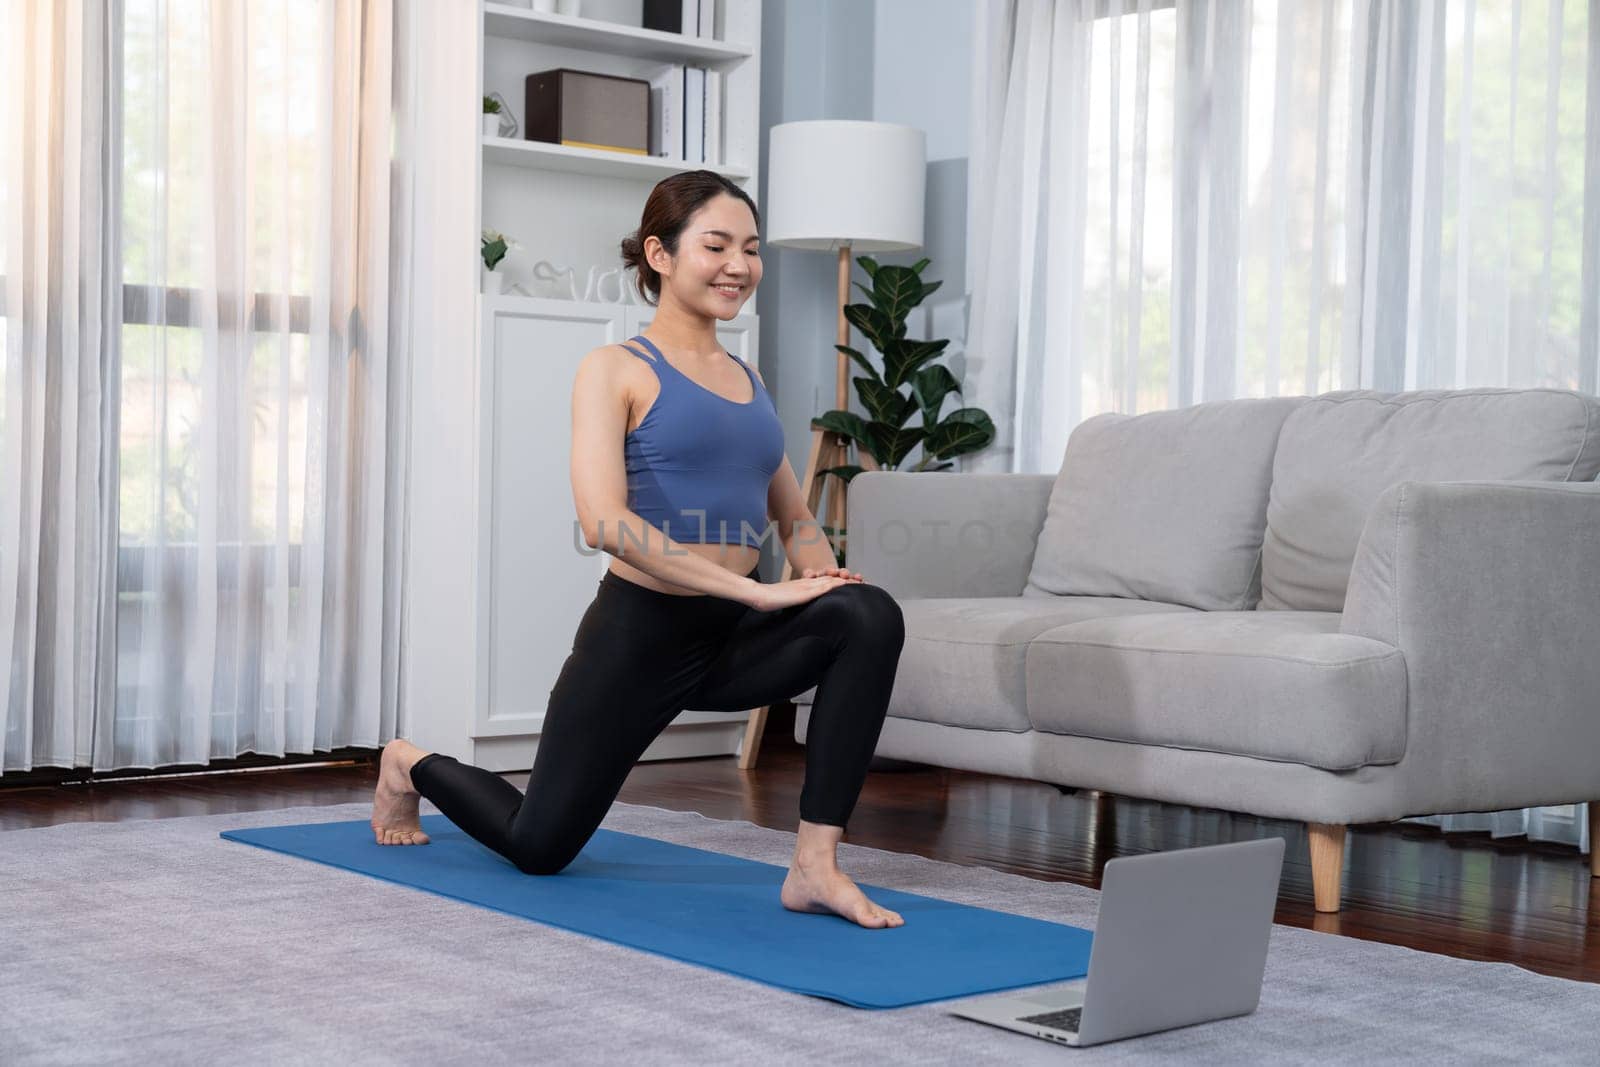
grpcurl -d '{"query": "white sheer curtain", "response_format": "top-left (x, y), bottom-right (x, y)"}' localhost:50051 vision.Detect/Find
top-left (1348, 0), bottom-right (1596, 395)
top-left (1, 0), bottom-right (416, 773)
top-left (967, 0), bottom-right (1358, 476)
top-left (0, 1), bottom-right (121, 771)
top-left (967, 0), bottom-right (1596, 849)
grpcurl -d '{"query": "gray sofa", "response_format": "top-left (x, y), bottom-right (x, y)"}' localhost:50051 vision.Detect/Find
top-left (794, 387), bottom-right (1600, 911)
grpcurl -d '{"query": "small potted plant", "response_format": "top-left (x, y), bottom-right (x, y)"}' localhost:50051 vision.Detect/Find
top-left (482, 95), bottom-right (502, 138)
top-left (481, 228), bottom-right (513, 294)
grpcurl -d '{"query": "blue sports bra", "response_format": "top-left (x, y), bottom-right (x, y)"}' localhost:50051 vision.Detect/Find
top-left (620, 334), bottom-right (785, 547)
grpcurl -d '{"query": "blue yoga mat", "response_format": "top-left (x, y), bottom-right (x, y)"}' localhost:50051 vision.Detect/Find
top-left (221, 815), bottom-right (1092, 1009)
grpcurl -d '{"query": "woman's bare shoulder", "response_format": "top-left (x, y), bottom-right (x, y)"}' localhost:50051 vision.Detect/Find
top-left (575, 344), bottom-right (655, 414)
top-left (579, 340), bottom-right (650, 366)
top-left (576, 342), bottom-right (653, 381)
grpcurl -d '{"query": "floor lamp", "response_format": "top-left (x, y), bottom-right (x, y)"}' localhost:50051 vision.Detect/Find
top-left (737, 120), bottom-right (926, 771)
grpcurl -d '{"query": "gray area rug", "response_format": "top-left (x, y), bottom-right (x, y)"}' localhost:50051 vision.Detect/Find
top-left (4, 799), bottom-right (1598, 1065)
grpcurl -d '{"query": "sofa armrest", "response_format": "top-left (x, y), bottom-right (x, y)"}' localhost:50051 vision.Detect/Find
top-left (846, 471), bottom-right (1054, 599)
top-left (1341, 479), bottom-right (1600, 812)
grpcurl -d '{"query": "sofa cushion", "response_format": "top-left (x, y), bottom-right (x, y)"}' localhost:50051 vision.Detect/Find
top-left (1025, 397), bottom-right (1304, 611)
top-left (1261, 388), bottom-right (1600, 612)
top-left (788, 596), bottom-right (1194, 731)
top-left (1024, 612), bottom-right (1408, 770)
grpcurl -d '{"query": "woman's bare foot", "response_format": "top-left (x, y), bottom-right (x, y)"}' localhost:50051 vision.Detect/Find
top-left (781, 859), bottom-right (904, 929)
top-left (371, 738), bottom-right (431, 846)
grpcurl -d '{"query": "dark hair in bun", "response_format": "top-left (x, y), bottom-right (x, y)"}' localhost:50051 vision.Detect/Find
top-left (620, 170), bottom-right (760, 306)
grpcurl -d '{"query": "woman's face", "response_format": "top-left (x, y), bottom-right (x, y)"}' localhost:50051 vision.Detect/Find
top-left (650, 193), bottom-right (762, 320)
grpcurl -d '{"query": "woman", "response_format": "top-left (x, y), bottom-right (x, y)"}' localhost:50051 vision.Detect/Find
top-left (370, 170), bottom-right (908, 929)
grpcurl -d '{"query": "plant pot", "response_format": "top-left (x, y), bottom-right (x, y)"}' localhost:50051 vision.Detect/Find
top-left (482, 268), bottom-right (505, 295)
top-left (482, 114), bottom-right (501, 138)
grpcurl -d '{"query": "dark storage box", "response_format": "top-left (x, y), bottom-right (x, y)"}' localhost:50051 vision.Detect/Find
top-left (524, 69), bottom-right (649, 156)
top-left (641, 0), bottom-right (682, 34)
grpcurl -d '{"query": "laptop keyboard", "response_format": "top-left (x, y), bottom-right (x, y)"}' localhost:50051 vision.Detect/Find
top-left (1017, 1006), bottom-right (1082, 1034)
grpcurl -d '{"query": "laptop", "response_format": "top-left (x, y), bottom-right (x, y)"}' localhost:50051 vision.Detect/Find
top-left (946, 836), bottom-right (1284, 1048)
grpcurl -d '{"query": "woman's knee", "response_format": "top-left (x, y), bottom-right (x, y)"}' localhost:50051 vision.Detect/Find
top-left (506, 833), bottom-right (582, 876)
top-left (817, 582), bottom-right (905, 644)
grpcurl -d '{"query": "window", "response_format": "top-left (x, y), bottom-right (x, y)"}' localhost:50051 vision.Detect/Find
top-left (118, 0), bottom-right (323, 558)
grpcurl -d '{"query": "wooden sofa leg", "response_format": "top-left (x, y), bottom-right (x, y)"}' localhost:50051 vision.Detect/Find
top-left (737, 705), bottom-right (770, 770)
top-left (1308, 822), bottom-right (1346, 913)
top-left (1590, 803), bottom-right (1600, 878)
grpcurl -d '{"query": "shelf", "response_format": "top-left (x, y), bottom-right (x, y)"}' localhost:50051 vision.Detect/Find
top-left (483, 3), bottom-right (753, 65)
top-left (479, 292), bottom-right (643, 312)
top-left (481, 135), bottom-right (750, 182)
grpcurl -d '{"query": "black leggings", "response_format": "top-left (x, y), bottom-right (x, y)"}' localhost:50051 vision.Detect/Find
top-left (409, 564), bottom-right (906, 875)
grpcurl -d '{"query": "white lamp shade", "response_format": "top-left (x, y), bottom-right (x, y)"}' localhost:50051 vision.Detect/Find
top-left (765, 120), bottom-right (925, 253)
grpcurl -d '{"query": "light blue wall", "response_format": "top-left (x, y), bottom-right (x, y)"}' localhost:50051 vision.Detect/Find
top-left (755, 0), bottom-right (875, 572)
top-left (756, 0), bottom-right (973, 571)
top-left (870, 0), bottom-right (972, 387)
top-left (874, 0), bottom-right (971, 164)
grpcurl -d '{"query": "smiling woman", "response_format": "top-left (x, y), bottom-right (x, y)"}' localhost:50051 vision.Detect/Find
top-left (618, 170), bottom-right (763, 308)
top-left (378, 168), bottom-right (914, 931)
top-left (607, 171), bottom-right (775, 592)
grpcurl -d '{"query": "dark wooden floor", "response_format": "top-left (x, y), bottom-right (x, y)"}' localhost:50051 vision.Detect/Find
top-left (5, 732), bottom-right (1598, 984)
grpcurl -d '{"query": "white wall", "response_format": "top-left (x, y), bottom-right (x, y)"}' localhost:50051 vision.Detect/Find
top-left (397, 3), bottom-right (486, 755)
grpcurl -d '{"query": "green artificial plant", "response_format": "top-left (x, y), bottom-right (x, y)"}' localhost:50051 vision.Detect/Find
top-left (810, 256), bottom-right (995, 563)
top-left (481, 228), bottom-right (509, 272)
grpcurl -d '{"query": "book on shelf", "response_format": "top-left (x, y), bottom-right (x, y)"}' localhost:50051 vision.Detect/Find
top-left (646, 63), bottom-right (685, 160)
top-left (644, 63), bottom-right (722, 166)
top-left (705, 69), bottom-right (721, 166)
top-left (685, 67), bottom-right (705, 164)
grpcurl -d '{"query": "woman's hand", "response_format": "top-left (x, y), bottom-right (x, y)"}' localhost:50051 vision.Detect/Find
top-left (744, 575), bottom-right (851, 612)
top-left (800, 565), bottom-right (864, 583)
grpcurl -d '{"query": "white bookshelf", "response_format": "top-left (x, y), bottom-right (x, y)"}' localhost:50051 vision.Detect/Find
top-left (464, 0), bottom-right (764, 771)
top-left (477, 0), bottom-right (762, 310)
top-left (481, 135), bottom-right (751, 180)
top-left (483, 3), bottom-right (754, 62)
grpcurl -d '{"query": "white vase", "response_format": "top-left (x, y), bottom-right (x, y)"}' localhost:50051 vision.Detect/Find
top-left (554, 0), bottom-right (581, 15)
top-left (482, 268), bottom-right (505, 295)
top-left (482, 114), bottom-right (501, 138)
top-left (531, 0), bottom-right (557, 12)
